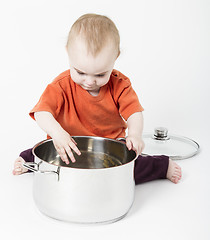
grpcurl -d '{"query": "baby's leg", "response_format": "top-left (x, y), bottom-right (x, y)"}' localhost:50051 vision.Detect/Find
top-left (13, 148), bottom-right (34, 175)
top-left (134, 155), bottom-right (182, 184)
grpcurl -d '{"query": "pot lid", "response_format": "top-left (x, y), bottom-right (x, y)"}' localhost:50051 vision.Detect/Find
top-left (142, 127), bottom-right (200, 160)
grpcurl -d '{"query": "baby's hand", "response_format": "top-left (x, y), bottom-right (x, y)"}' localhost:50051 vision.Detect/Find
top-left (52, 129), bottom-right (81, 164)
top-left (126, 135), bottom-right (145, 156)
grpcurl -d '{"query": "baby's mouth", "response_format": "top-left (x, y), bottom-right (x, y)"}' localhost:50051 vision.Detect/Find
top-left (83, 85), bottom-right (96, 90)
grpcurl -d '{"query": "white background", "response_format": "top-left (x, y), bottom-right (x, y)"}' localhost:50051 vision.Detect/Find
top-left (0, 0), bottom-right (209, 239)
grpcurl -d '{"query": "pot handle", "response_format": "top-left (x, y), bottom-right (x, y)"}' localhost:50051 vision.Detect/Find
top-left (23, 162), bottom-right (59, 180)
top-left (23, 162), bottom-right (39, 172)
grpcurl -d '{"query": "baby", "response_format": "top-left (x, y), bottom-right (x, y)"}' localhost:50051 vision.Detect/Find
top-left (13, 13), bottom-right (181, 184)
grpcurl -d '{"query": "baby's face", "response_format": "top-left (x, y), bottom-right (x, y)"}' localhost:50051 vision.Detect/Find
top-left (67, 37), bottom-right (118, 95)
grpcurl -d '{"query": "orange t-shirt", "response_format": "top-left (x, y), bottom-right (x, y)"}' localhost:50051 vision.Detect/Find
top-left (29, 69), bottom-right (144, 139)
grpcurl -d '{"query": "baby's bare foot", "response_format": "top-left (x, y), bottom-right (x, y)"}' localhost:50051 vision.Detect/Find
top-left (166, 159), bottom-right (182, 184)
top-left (12, 157), bottom-right (28, 175)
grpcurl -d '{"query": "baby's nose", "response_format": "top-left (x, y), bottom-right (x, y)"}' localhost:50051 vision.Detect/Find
top-left (85, 76), bottom-right (95, 85)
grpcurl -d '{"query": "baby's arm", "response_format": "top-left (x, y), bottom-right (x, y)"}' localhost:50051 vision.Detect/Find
top-left (34, 111), bottom-right (81, 164)
top-left (126, 112), bottom-right (145, 156)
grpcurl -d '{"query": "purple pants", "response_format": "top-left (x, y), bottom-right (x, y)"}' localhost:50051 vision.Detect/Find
top-left (20, 148), bottom-right (169, 185)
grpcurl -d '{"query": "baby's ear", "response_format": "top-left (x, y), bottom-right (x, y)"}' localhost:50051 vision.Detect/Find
top-left (116, 50), bottom-right (121, 59)
top-left (65, 45), bottom-right (70, 53)
top-left (65, 46), bottom-right (71, 57)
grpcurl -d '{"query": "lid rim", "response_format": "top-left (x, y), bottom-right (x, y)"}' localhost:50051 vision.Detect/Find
top-left (142, 132), bottom-right (200, 160)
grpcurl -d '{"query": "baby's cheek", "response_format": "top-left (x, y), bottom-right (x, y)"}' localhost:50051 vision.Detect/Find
top-left (71, 73), bottom-right (81, 84)
top-left (100, 76), bottom-right (110, 86)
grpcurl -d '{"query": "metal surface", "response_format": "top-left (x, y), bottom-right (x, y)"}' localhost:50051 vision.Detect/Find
top-left (32, 136), bottom-right (135, 169)
top-left (154, 127), bottom-right (170, 140)
top-left (24, 136), bottom-right (137, 224)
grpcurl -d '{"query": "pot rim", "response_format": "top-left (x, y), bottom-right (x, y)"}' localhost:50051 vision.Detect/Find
top-left (32, 136), bottom-right (138, 170)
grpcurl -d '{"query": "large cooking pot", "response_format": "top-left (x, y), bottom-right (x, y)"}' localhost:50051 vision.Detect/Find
top-left (23, 136), bottom-right (137, 224)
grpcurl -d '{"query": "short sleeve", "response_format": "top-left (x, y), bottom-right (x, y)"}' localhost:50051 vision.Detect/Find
top-left (111, 71), bottom-right (144, 121)
top-left (118, 83), bottom-right (144, 120)
top-left (29, 83), bottom-right (64, 120)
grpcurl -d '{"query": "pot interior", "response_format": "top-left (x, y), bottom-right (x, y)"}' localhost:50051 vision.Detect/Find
top-left (33, 137), bottom-right (136, 169)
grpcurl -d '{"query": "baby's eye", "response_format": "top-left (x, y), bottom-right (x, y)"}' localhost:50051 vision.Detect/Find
top-left (96, 74), bottom-right (105, 78)
top-left (77, 71), bottom-right (85, 75)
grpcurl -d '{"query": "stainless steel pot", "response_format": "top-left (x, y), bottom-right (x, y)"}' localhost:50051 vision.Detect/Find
top-left (23, 136), bottom-right (137, 224)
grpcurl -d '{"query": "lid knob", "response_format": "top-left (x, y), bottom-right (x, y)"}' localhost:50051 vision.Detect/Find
top-left (154, 127), bottom-right (169, 140)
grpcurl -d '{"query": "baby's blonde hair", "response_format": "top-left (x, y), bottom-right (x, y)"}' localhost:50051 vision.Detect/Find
top-left (66, 13), bottom-right (120, 57)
